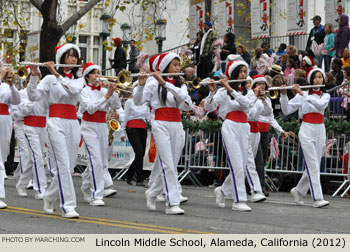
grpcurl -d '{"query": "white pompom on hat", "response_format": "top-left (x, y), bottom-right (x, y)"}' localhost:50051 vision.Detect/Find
top-left (82, 62), bottom-right (101, 77)
top-left (303, 56), bottom-right (315, 66)
top-left (307, 67), bottom-right (325, 84)
top-left (225, 60), bottom-right (249, 79)
top-left (55, 43), bottom-right (81, 64)
top-left (157, 52), bottom-right (181, 72)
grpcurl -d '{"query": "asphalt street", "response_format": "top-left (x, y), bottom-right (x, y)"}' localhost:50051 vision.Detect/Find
top-left (0, 176), bottom-right (350, 234)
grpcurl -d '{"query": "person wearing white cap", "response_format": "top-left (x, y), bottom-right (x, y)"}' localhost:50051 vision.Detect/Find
top-left (79, 62), bottom-right (120, 206)
top-left (134, 52), bottom-right (191, 215)
top-left (0, 66), bottom-right (21, 209)
top-left (280, 67), bottom-right (330, 208)
top-left (15, 67), bottom-right (49, 199)
top-left (27, 43), bottom-right (84, 218)
top-left (204, 60), bottom-right (257, 212)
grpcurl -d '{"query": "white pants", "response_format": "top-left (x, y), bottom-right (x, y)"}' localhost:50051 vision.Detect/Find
top-left (14, 121), bottom-right (32, 190)
top-left (80, 121), bottom-right (109, 200)
top-left (245, 132), bottom-right (263, 193)
top-left (45, 117), bottom-right (80, 213)
top-left (149, 121), bottom-right (185, 207)
top-left (23, 125), bottom-right (48, 194)
top-left (221, 120), bottom-right (250, 202)
top-left (296, 122), bottom-right (326, 201)
top-left (0, 115), bottom-right (12, 198)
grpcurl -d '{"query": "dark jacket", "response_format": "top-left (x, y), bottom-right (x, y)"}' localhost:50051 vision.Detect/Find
top-left (241, 52), bottom-right (251, 65)
top-left (220, 43), bottom-right (236, 61)
top-left (331, 69), bottom-right (344, 86)
top-left (128, 46), bottom-right (139, 71)
top-left (111, 45), bottom-right (127, 70)
top-left (334, 15), bottom-right (350, 57)
top-left (306, 25), bottom-right (325, 50)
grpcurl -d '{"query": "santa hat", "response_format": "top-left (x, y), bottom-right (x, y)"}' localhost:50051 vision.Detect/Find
top-left (82, 62), bottom-right (101, 77)
top-left (303, 56), bottom-right (315, 66)
top-left (149, 55), bottom-right (160, 72)
top-left (225, 60), bottom-right (249, 79)
top-left (157, 52), bottom-right (180, 72)
top-left (55, 43), bottom-right (80, 64)
top-left (252, 74), bottom-right (268, 89)
top-left (307, 67), bottom-right (325, 84)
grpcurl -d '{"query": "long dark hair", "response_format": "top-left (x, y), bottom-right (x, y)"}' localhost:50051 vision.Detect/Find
top-left (309, 70), bottom-right (326, 93)
top-left (228, 64), bottom-right (247, 99)
top-left (158, 59), bottom-right (182, 105)
top-left (57, 48), bottom-right (80, 79)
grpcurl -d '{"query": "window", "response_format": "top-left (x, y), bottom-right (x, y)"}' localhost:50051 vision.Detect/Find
top-left (93, 48), bottom-right (99, 64)
top-left (79, 47), bottom-right (87, 65)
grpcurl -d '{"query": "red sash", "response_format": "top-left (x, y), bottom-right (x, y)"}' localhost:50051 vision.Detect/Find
top-left (82, 111), bottom-right (107, 123)
top-left (24, 116), bottom-right (46, 128)
top-left (0, 103), bottom-right (9, 115)
top-left (225, 111), bottom-right (247, 123)
top-left (127, 119), bottom-right (146, 128)
top-left (155, 108), bottom-right (181, 122)
top-left (248, 121), bottom-right (259, 133)
top-left (49, 104), bottom-right (77, 120)
top-left (258, 122), bottom-right (270, 132)
top-left (303, 113), bottom-right (324, 124)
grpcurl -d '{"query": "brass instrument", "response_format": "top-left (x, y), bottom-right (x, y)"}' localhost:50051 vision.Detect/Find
top-left (107, 110), bottom-right (121, 146)
top-left (267, 85), bottom-right (325, 99)
top-left (2, 67), bottom-right (28, 83)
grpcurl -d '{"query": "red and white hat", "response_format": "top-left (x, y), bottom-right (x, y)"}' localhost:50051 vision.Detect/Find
top-left (225, 60), bottom-right (249, 79)
top-left (252, 74), bottom-right (268, 89)
top-left (82, 62), bottom-right (100, 77)
top-left (303, 56), bottom-right (315, 66)
top-left (156, 52), bottom-right (180, 72)
top-left (307, 67), bottom-right (325, 84)
top-left (55, 43), bottom-right (81, 64)
top-left (149, 55), bottom-right (160, 72)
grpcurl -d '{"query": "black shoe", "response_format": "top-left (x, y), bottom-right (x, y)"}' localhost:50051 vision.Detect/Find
top-left (136, 182), bottom-right (145, 187)
top-left (126, 180), bottom-right (133, 185)
top-left (264, 192), bottom-right (270, 197)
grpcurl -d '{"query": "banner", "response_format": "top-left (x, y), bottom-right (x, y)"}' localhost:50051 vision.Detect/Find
top-left (251, 0), bottom-right (270, 39)
top-left (189, 0), bottom-right (205, 41)
top-left (325, 0), bottom-right (345, 29)
top-left (216, 0), bottom-right (234, 38)
top-left (25, 31), bottom-right (40, 62)
top-left (15, 131), bottom-right (155, 171)
top-left (287, 0), bottom-right (308, 35)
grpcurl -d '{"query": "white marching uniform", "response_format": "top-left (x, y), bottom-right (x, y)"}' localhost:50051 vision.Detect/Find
top-left (79, 84), bottom-right (121, 201)
top-left (245, 91), bottom-right (272, 193)
top-left (27, 74), bottom-right (84, 213)
top-left (16, 83), bottom-right (49, 196)
top-left (204, 88), bottom-right (251, 202)
top-left (134, 79), bottom-right (190, 207)
top-left (0, 81), bottom-right (21, 199)
top-left (280, 90), bottom-right (330, 201)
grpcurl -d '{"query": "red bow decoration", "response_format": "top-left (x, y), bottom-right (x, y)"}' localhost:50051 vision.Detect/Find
top-left (311, 90), bottom-right (321, 96)
top-left (238, 86), bottom-right (244, 92)
top-left (63, 72), bottom-right (73, 79)
top-left (87, 84), bottom-right (101, 91)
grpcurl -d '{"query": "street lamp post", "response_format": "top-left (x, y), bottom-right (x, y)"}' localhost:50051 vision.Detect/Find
top-left (156, 19), bottom-right (167, 53)
top-left (100, 14), bottom-right (111, 75)
top-left (121, 23), bottom-right (132, 51)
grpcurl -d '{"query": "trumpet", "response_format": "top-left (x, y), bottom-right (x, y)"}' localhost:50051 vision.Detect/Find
top-left (185, 78), bottom-right (250, 89)
top-left (19, 62), bottom-right (82, 68)
top-left (2, 67), bottom-right (28, 82)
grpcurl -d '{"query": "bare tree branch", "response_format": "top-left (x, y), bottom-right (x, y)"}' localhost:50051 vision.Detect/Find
top-left (61, 0), bottom-right (102, 33)
top-left (29, 0), bottom-right (42, 13)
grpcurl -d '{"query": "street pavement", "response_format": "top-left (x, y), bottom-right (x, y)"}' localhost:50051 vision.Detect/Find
top-left (0, 176), bottom-right (350, 234)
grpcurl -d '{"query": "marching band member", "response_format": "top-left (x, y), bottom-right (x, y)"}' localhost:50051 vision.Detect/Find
top-left (16, 67), bottom-right (49, 199)
top-left (244, 75), bottom-right (275, 202)
top-left (280, 68), bottom-right (330, 208)
top-left (120, 97), bottom-right (150, 186)
top-left (27, 43), bottom-right (84, 218)
top-left (0, 67), bottom-right (21, 209)
top-left (204, 60), bottom-right (256, 212)
top-left (134, 52), bottom-right (191, 215)
top-left (79, 62), bottom-right (120, 206)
